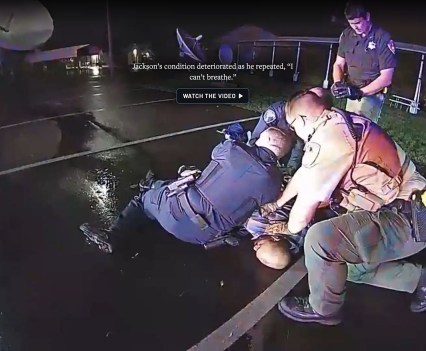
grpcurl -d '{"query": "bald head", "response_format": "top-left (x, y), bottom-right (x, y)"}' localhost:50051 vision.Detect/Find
top-left (285, 89), bottom-right (327, 123)
top-left (254, 238), bottom-right (291, 270)
top-left (309, 87), bottom-right (333, 108)
top-left (255, 127), bottom-right (293, 159)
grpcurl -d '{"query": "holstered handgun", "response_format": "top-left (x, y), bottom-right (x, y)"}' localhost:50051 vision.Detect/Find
top-left (410, 190), bottom-right (426, 242)
top-left (203, 234), bottom-right (240, 250)
top-left (167, 174), bottom-right (197, 197)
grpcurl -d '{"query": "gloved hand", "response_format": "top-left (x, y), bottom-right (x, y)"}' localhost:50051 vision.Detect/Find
top-left (217, 123), bottom-right (248, 143)
top-left (331, 81), bottom-right (346, 97)
top-left (331, 82), bottom-right (363, 100)
top-left (260, 202), bottom-right (279, 217)
top-left (265, 221), bottom-right (293, 236)
top-left (178, 165), bottom-right (201, 177)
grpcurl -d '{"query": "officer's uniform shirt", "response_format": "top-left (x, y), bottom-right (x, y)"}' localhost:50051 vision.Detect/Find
top-left (294, 109), bottom-right (426, 210)
top-left (394, 142), bottom-right (426, 200)
top-left (337, 25), bottom-right (397, 88)
top-left (250, 101), bottom-right (289, 142)
top-left (295, 110), bottom-right (355, 204)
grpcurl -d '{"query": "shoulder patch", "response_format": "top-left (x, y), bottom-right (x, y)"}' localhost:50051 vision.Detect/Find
top-left (302, 142), bottom-right (321, 168)
top-left (387, 39), bottom-right (396, 55)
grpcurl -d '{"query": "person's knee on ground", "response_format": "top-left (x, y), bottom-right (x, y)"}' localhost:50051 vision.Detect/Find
top-left (254, 237), bottom-right (291, 269)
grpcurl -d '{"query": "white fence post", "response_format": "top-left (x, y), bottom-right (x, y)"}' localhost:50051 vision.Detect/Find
top-left (410, 53), bottom-right (424, 114)
top-left (323, 43), bottom-right (333, 89)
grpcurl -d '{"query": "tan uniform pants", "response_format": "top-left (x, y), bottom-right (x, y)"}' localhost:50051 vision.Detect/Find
top-left (345, 93), bottom-right (385, 123)
top-left (305, 207), bottom-right (426, 316)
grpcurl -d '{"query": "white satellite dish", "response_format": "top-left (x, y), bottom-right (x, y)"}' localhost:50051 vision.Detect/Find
top-left (176, 28), bottom-right (206, 62)
top-left (0, 1), bottom-right (54, 51)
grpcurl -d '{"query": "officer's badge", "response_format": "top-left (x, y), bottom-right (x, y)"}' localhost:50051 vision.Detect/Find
top-left (301, 142), bottom-right (321, 168)
top-left (263, 109), bottom-right (277, 125)
top-left (367, 41), bottom-right (376, 50)
top-left (387, 40), bottom-right (396, 54)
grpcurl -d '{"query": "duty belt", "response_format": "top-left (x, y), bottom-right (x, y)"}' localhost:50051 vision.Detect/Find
top-left (385, 193), bottom-right (426, 242)
top-left (177, 191), bottom-right (210, 231)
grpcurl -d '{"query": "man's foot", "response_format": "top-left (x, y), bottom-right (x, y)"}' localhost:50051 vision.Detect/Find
top-left (278, 296), bottom-right (342, 325)
top-left (410, 267), bottom-right (426, 313)
top-left (79, 223), bottom-right (114, 253)
top-left (139, 170), bottom-right (155, 191)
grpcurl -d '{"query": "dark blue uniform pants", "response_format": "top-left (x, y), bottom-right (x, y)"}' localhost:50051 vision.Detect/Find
top-left (109, 180), bottom-right (217, 245)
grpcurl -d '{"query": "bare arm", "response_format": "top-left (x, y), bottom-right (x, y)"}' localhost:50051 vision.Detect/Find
top-left (332, 55), bottom-right (346, 83)
top-left (276, 168), bottom-right (301, 208)
top-left (287, 195), bottom-right (320, 234)
top-left (360, 68), bottom-right (394, 96)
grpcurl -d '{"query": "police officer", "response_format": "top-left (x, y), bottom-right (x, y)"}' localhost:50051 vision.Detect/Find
top-left (331, 2), bottom-right (397, 123)
top-left (249, 87), bottom-right (332, 175)
top-left (79, 127), bottom-right (292, 258)
top-left (261, 89), bottom-right (426, 325)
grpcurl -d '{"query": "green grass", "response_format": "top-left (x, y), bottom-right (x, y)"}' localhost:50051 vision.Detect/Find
top-left (140, 73), bottom-right (426, 173)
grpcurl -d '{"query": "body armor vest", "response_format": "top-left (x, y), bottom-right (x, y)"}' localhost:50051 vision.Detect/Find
top-left (333, 108), bottom-right (406, 211)
top-left (194, 142), bottom-right (281, 227)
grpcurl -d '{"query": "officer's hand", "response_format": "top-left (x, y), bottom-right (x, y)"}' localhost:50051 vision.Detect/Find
top-left (260, 202), bottom-right (279, 217)
top-left (331, 82), bottom-right (363, 100)
top-left (346, 85), bottom-right (363, 100)
top-left (217, 123), bottom-right (248, 143)
top-left (265, 221), bottom-right (292, 236)
top-left (331, 81), bottom-right (347, 98)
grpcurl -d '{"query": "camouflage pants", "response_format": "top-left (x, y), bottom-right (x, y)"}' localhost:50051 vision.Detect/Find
top-left (305, 208), bottom-right (426, 316)
top-left (345, 93), bottom-right (385, 123)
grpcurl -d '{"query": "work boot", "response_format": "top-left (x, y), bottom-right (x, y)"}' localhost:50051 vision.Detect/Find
top-left (79, 223), bottom-right (115, 254)
top-left (278, 296), bottom-right (342, 326)
top-left (410, 267), bottom-right (426, 313)
top-left (139, 169), bottom-right (155, 192)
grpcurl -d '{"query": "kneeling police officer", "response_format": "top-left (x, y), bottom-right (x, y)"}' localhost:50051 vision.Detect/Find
top-left (248, 87), bottom-right (333, 175)
top-left (262, 89), bottom-right (426, 325)
top-left (79, 127), bottom-right (293, 265)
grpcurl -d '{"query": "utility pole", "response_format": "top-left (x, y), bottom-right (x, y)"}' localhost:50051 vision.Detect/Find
top-left (106, 0), bottom-right (114, 77)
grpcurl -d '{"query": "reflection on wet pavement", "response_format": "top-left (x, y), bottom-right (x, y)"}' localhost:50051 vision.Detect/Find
top-left (0, 85), bottom-right (256, 173)
top-left (85, 168), bottom-right (120, 226)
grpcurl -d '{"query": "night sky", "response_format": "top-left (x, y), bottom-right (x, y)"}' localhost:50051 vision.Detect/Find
top-left (40, 1), bottom-right (426, 51)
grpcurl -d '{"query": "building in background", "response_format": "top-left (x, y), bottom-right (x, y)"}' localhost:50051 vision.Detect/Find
top-left (24, 44), bottom-right (108, 75)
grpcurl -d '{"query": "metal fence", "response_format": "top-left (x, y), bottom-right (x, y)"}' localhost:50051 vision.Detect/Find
top-left (236, 37), bottom-right (426, 115)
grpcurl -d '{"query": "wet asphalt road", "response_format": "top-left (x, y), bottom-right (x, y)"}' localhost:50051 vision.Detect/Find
top-left (0, 73), bottom-right (425, 351)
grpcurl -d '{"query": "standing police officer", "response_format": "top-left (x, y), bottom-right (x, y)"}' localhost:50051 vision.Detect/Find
top-left (79, 127), bottom-right (291, 257)
top-left (261, 89), bottom-right (426, 325)
top-left (331, 2), bottom-right (397, 123)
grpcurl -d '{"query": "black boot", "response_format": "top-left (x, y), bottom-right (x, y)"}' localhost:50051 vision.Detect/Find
top-left (139, 169), bottom-right (155, 192)
top-left (79, 223), bottom-right (115, 253)
top-left (278, 296), bottom-right (342, 325)
top-left (410, 267), bottom-right (426, 313)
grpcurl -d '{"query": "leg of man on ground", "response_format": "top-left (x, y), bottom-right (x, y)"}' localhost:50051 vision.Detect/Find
top-left (80, 170), bottom-right (160, 253)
